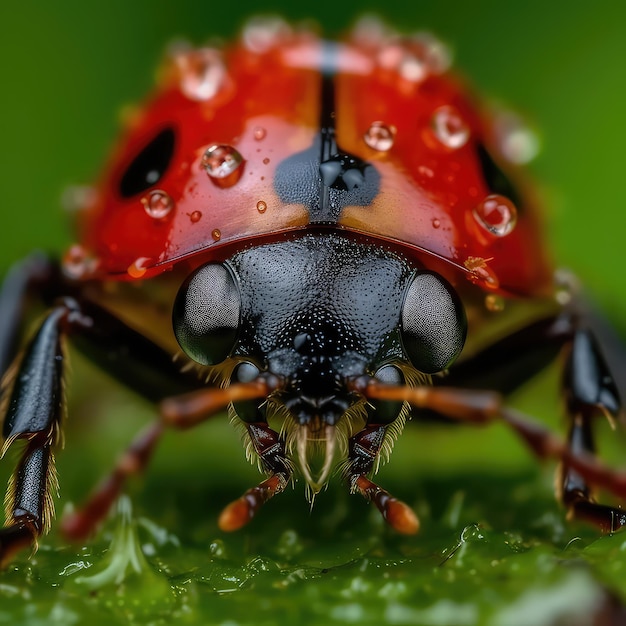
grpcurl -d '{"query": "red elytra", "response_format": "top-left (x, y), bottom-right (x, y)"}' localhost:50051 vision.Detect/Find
top-left (74, 24), bottom-right (552, 298)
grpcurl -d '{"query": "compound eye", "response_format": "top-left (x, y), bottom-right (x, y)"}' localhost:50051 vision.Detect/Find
top-left (119, 127), bottom-right (175, 197)
top-left (173, 263), bottom-right (240, 365)
top-left (401, 272), bottom-right (467, 373)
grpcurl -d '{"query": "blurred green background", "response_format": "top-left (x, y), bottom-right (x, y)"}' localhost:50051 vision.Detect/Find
top-left (1, 1), bottom-right (626, 624)
top-left (1, 0), bottom-right (625, 317)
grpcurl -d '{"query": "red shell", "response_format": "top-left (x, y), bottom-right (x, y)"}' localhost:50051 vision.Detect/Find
top-left (75, 24), bottom-right (553, 297)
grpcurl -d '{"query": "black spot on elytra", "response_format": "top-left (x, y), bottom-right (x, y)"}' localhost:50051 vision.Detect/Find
top-left (477, 144), bottom-right (521, 208)
top-left (119, 127), bottom-right (175, 198)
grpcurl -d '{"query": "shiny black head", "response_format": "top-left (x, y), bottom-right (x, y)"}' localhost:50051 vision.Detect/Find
top-left (173, 233), bottom-right (466, 486)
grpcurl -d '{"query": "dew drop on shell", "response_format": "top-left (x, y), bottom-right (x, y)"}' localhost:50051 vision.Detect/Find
top-left (494, 112), bottom-right (540, 164)
top-left (253, 126), bottom-right (267, 141)
top-left (127, 257), bottom-right (152, 279)
top-left (377, 33), bottom-right (451, 82)
top-left (431, 105), bottom-right (470, 149)
top-left (174, 47), bottom-right (225, 102)
top-left (473, 194), bottom-right (517, 237)
top-left (141, 189), bottom-right (175, 220)
top-left (363, 121), bottom-right (396, 151)
top-left (202, 144), bottom-right (244, 187)
top-left (62, 244), bottom-right (99, 280)
top-left (242, 16), bottom-right (291, 54)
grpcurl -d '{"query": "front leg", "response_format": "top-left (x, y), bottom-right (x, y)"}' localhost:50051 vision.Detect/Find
top-left (352, 375), bottom-right (626, 531)
top-left (0, 277), bottom-right (206, 564)
top-left (218, 421), bottom-right (292, 531)
top-left (0, 252), bottom-right (57, 379)
top-left (1, 304), bottom-right (71, 566)
top-left (344, 424), bottom-right (419, 534)
top-left (62, 380), bottom-right (275, 541)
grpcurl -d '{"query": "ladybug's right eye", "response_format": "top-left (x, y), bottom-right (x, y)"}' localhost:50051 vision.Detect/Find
top-left (119, 127), bottom-right (175, 198)
top-left (401, 271), bottom-right (467, 374)
top-left (173, 263), bottom-right (241, 365)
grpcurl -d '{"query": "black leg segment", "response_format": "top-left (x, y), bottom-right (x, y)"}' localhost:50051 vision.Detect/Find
top-left (560, 327), bottom-right (625, 530)
top-left (0, 287), bottom-right (205, 563)
top-left (1, 304), bottom-right (69, 564)
top-left (0, 253), bottom-right (58, 380)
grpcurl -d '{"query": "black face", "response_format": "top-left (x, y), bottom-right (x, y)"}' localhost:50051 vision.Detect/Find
top-left (227, 234), bottom-right (412, 425)
top-left (173, 233), bottom-right (467, 427)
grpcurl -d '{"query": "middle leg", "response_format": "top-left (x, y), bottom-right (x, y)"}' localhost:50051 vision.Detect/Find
top-left (62, 380), bottom-right (277, 539)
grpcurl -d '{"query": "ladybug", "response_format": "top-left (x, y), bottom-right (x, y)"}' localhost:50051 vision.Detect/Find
top-left (1, 16), bottom-right (624, 565)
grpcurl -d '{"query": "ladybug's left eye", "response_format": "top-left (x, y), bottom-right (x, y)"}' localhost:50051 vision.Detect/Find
top-left (173, 263), bottom-right (241, 365)
top-left (119, 127), bottom-right (175, 198)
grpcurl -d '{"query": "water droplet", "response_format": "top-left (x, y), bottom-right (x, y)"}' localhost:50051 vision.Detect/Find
top-left (190, 210), bottom-right (202, 223)
top-left (202, 144), bottom-right (244, 187)
top-left (276, 528), bottom-right (303, 559)
top-left (431, 106), bottom-right (470, 149)
top-left (256, 200), bottom-right (267, 213)
top-left (377, 33), bottom-right (451, 83)
top-left (363, 121), bottom-right (396, 151)
top-left (432, 218), bottom-right (441, 229)
top-left (242, 16), bottom-right (291, 54)
top-left (351, 15), bottom-right (395, 48)
top-left (473, 194), bottom-right (517, 237)
top-left (211, 229), bottom-right (221, 241)
top-left (484, 294), bottom-right (505, 312)
top-left (174, 48), bottom-right (225, 101)
top-left (464, 257), bottom-right (499, 290)
top-left (555, 290), bottom-right (570, 306)
top-left (209, 539), bottom-right (227, 559)
top-left (399, 53), bottom-right (427, 82)
top-left (417, 165), bottom-right (434, 179)
top-left (410, 32), bottom-right (452, 75)
top-left (60, 185), bottom-right (97, 213)
top-left (460, 523), bottom-right (486, 543)
top-left (494, 112), bottom-right (539, 164)
top-left (378, 44), bottom-right (426, 82)
top-left (127, 257), bottom-right (152, 279)
top-left (141, 189), bottom-right (174, 220)
top-left (253, 126), bottom-right (267, 141)
top-left (62, 244), bottom-right (99, 280)
top-left (554, 268), bottom-right (579, 305)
